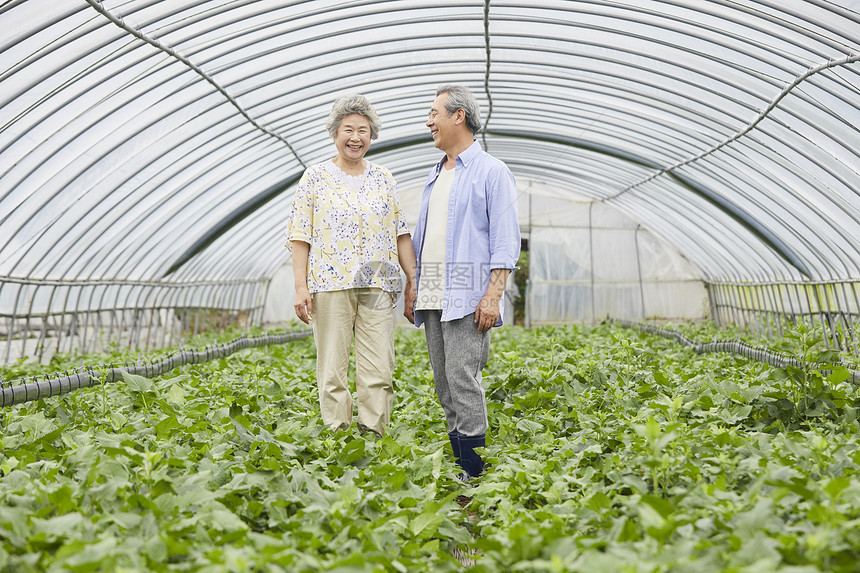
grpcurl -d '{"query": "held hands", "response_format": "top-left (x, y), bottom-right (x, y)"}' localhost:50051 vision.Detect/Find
top-left (403, 280), bottom-right (416, 324)
top-left (294, 286), bottom-right (313, 324)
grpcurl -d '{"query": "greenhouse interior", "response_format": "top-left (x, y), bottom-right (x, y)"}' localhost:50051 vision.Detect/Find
top-left (1, 1), bottom-right (860, 571)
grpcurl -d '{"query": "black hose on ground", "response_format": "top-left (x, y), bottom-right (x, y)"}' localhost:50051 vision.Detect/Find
top-left (615, 320), bottom-right (860, 383)
top-left (0, 330), bottom-right (312, 407)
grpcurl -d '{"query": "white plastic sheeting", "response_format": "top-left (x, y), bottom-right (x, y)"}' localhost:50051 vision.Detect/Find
top-left (527, 197), bottom-right (707, 324)
top-left (1, 1), bottom-right (859, 325)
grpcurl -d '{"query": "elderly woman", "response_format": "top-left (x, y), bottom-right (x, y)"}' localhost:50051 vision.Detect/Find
top-left (285, 94), bottom-right (417, 436)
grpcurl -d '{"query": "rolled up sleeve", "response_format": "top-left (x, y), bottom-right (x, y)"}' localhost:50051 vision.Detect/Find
top-left (487, 164), bottom-right (521, 270)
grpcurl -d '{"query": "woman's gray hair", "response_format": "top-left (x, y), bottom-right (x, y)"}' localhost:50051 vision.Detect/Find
top-left (436, 85), bottom-right (482, 134)
top-left (325, 94), bottom-right (381, 140)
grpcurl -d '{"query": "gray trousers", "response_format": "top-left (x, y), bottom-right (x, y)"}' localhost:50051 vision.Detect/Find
top-left (422, 311), bottom-right (490, 437)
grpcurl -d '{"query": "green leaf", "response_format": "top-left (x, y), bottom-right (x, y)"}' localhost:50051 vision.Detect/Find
top-left (121, 370), bottom-right (154, 394)
top-left (516, 419), bottom-right (544, 434)
top-left (142, 534), bottom-right (168, 563)
top-left (823, 476), bottom-right (851, 500)
top-left (155, 415), bottom-right (181, 437)
top-left (409, 510), bottom-right (444, 539)
top-left (338, 437), bottom-right (366, 465)
top-left (586, 491), bottom-right (612, 512)
top-left (31, 513), bottom-right (85, 538)
top-left (166, 384), bottom-right (187, 405)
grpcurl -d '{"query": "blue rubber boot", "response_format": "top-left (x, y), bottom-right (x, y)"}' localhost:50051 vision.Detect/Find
top-left (448, 431), bottom-right (462, 464)
top-left (458, 434), bottom-right (485, 479)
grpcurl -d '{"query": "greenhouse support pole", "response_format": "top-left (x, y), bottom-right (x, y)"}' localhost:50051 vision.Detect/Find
top-left (726, 284), bottom-right (745, 326)
top-left (95, 284), bottom-right (111, 354)
top-left (769, 283), bottom-right (787, 340)
top-left (846, 281), bottom-right (860, 354)
top-left (811, 285), bottom-right (829, 349)
top-left (11, 283), bottom-right (26, 361)
top-left (258, 279), bottom-right (272, 328)
top-left (750, 284), bottom-right (763, 339)
top-left (165, 284), bottom-right (181, 348)
top-left (705, 283), bottom-right (715, 323)
top-left (634, 225), bottom-right (646, 321)
top-left (753, 284), bottom-right (768, 339)
top-left (721, 284), bottom-right (736, 327)
top-left (71, 290), bottom-right (83, 356)
top-left (711, 283), bottom-right (723, 326)
top-left (785, 283), bottom-right (799, 329)
top-left (23, 283), bottom-right (36, 359)
top-left (74, 284), bottom-right (88, 355)
top-left (4, 283), bottom-right (17, 363)
top-left (119, 284), bottom-right (136, 349)
top-left (108, 291), bottom-right (119, 350)
top-left (835, 284), bottom-right (851, 353)
top-left (180, 285), bottom-right (192, 339)
top-left (588, 202), bottom-right (595, 323)
top-left (157, 283), bottom-right (170, 349)
top-left (829, 283), bottom-right (847, 351)
top-left (132, 284), bottom-right (148, 350)
top-left (85, 284), bottom-right (99, 354)
top-left (791, 283), bottom-right (805, 330)
top-left (725, 284), bottom-right (742, 327)
top-left (801, 284), bottom-right (816, 332)
top-left (525, 191), bottom-right (532, 329)
top-left (37, 284), bottom-right (55, 362)
top-left (725, 284), bottom-right (738, 327)
top-left (56, 284), bottom-right (74, 357)
top-left (712, 283), bottom-right (725, 326)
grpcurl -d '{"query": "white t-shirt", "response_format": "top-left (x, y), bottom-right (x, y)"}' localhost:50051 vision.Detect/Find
top-left (416, 165), bottom-right (455, 310)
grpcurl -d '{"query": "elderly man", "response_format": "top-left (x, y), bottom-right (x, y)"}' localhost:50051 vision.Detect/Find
top-left (404, 85), bottom-right (520, 480)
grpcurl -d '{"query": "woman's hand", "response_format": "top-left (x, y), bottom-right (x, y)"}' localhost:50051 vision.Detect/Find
top-left (397, 234), bottom-right (417, 325)
top-left (294, 286), bottom-right (313, 324)
top-left (291, 240), bottom-right (313, 324)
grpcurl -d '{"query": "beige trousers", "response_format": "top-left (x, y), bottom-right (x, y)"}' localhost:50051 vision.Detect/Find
top-left (312, 288), bottom-right (395, 435)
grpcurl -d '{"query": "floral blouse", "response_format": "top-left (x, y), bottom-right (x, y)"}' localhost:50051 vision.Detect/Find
top-left (285, 159), bottom-right (410, 293)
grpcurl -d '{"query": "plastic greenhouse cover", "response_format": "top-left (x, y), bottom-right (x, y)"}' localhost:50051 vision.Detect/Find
top-left (0, 0), bottom-right (858, 285)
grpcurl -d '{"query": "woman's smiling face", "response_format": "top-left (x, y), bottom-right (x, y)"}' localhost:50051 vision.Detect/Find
top-left (333, 113), bottom-right (372, 162)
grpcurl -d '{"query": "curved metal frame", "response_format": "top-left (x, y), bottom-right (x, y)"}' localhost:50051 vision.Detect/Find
top-left (0, 0), bottom-right (857, 298)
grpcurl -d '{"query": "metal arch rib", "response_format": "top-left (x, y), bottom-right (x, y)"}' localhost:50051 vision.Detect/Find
top-left (481, 0), bottom-right (493, 150)
top-left (164, 132), bottom-right (811, 279)
top-left (84, 0), bottom-right (306, 169)
top-left (163, 171), bottom-right (305, 277)
top-left (607, 51), bottom-right (860, 200)
top-left (487, 128), bottom-right (812, 279)
top-left (162, 135), bottom-right (432, 277)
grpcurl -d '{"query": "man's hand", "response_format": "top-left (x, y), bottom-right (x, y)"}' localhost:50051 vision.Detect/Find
top-left (403, 280), bottom-right (416, 324)
top-left (474, 268), bottom-right (509, 333)
top-left (474, 294), bottom-right (501, 333)
top-left (294, 286), bottom-right (313, 324)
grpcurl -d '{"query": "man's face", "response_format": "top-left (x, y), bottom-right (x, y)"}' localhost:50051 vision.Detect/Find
top-left (426, 92), bottom-right (458, 152)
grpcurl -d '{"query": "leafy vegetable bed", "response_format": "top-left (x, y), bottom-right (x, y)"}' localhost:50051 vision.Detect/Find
top-left (1, 323), bottom-right (859, 572)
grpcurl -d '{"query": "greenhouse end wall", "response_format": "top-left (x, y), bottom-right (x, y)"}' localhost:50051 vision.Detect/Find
top-left (526, 202), bottom-right (709, 325)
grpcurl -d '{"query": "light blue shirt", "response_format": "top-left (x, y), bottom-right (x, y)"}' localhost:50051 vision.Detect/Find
top-left (412, 140), bottom-right (521, 327)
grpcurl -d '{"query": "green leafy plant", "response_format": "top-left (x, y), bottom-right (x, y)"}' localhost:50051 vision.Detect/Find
top-left (1, 323), bottom-right (860, 571)
top-left (770, 321), bottom-right (853, 420)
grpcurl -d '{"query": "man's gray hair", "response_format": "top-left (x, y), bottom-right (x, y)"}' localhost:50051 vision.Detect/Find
top-left (326, 94), bottom-right (381, 140)
top-left (436, 85), bottom-right (482, 134)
